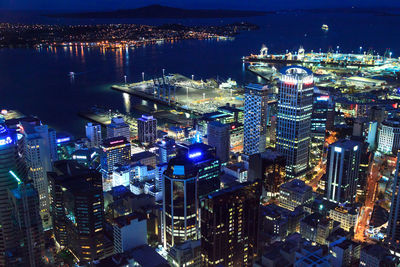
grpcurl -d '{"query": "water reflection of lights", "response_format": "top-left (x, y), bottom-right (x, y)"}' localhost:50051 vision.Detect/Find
top-left (123, 93), bottom-right (131, 113)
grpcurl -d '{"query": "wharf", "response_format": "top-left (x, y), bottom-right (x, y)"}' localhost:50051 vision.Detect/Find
top-left (244, 56), bottom-right (376, 68)
top-left (78, 111), bottom-right (111, 126)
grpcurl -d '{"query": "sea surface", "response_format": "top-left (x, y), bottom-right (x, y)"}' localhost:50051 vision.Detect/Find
top-left (1, 11), bottom-right (400, 136)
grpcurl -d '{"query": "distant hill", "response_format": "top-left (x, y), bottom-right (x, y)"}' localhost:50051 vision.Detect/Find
top-left (46, 4), bottom-right (270, 19)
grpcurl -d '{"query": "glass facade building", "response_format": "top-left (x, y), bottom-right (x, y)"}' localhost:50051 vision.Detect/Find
top-left (276, 66), bottom-right (313, 179)
top-left (48, 160), bottom-right (104, 265)
top-left (243, 84), bottom-right (269, 156)
top-left (200, 181), bottom-right (261, 267)
top-left (162, 155), bottom-right (199, 249)
top-left (326, 139), bottom-right (361, 204)
top-left (0, 121), bottom-right (26, 266)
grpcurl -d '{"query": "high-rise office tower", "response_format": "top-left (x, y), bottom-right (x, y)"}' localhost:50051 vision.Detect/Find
top-left (48, 161), bottom-right (104, 265)
top-left (48, 128), bottom-right (58, 162)
top-left (0, 121), bottom-right (26, 266)
top-left (21, 122), bottom-right (53, 228)
top-left (387, 153), bottom-right (400, 255)
top-left (386, 153), bottom-right (400, 256)
top-left (9, 180), bottom-right (44, 267)
top-left (137, 115), bottom-right (157, 145)
top-left (386, 156), bottom-right (400, 257)
top-left (207, 121), bottom-right (230, 163)
top-left (155, 137), bottom-right (176, 164)
top-left (276, 66), bottom-right (313, 179)
top-left (186, 143), bottom-right (221, 196)
top-left (201, 181), bottom-right (261, 267)
top-left (326, 139), bottom-right (361, 204)
top-left (100, 136), bottom-right (131, 191)
top-left (243, 84), bottom-right (269, 156)
top-left (107, 116), bottom-right (130, 141)
top-left (162, 154), bottom-right (199, 249)
top-left (86, 122), bottom-right (102, 148)
top-left (311, 94), bottom-right (329, 159)
top-left (248, 149), bottom-right (286, 198)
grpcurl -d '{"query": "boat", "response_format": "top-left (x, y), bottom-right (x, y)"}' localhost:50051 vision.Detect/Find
top-left (321, 24), bottom-right (329, 31)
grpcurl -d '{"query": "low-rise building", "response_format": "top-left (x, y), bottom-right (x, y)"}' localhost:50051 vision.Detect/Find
top-left (279, 179), bottom-right (313, 211)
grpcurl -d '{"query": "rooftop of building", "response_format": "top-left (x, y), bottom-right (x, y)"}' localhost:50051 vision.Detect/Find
top-left (164, 153), bottom-right (198, 179)
top-left (205, 180), bottom-right (259, 199)
top-left (330, 139), bottom-right (360, 150)
top-left (301, 212), bottom-right (325, 228)
top-left (95, 245), bottom-right (169, 267)
top-left (131, 151), bottom-right (156, 161)
top-left (245, 83), bottom-right (268, 91)
top-left (362, 244), bottom-right (390, 259)
top-left (370, 204), bottom-right (389, 228)
top-left (53, 160), bottom-right (89, 176)
top-left (280, 179), bottom-right (312, 194)
top-left (208, 120), bottom-right (229, 128)
top-left (280, 65), bottom-right (313, 77)
top-left (217, 104), bottom-right (243, 113)
top-left (102, 136), bottom-right (129, 148)
top-left (113, 213), bottom-right (147, 228)
top-left (260, 149), bottom-right (285, 161)
top-left (224, 162), bottom-right (246, 172)
top-left (10, 183), bottom-right (38, 199)
top-left (201, 111), bottom-right (230, 121)
top-left (382, 117), bottom-right (400, 127)
top-left (137, 114), bottom-right (156, 122)
top-left (219, 173), bottom-right (241, 188)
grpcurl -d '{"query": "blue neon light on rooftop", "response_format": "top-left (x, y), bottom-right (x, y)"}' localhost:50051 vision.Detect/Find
top-left (188, 151), bottom-right (202, 159)
top-left (0, 136), bottom-right (12, 146)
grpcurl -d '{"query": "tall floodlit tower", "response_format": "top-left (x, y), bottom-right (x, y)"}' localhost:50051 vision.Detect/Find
top-left (276, 66), bottom-right (313, 179)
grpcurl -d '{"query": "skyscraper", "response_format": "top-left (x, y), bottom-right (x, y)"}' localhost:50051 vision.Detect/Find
top-left (186, 143), bottom-right (221, 196)
top-left (310, 94), bottom-right (329, 163)
top-left (21, 122), bottom-right (53, 228)
top-left (0, 121), bottom-right (26, 266)
top-left (162, 154), bottom-right (199, 249)
top-left (387, 153), bottom-right (400, 255)
top-left (107, 116), bottom-right (130, 141)
top-left (200, 181), bottom-right (261, 267)
top-left (137, 115), bottom-right (157, 145)
top-left (326, 139), bottom-right (361, 204)
top-left (48, 161), bottom-right (104, 265)
top-left (100, 136), bottom-right (131, 191)
top-left (9, 181), bottom-right (44, 267)
top-left (248, 149), bottom-right (286, 198)
top-left (243, 83), bottom-right (269, 156)
top-left (207, 121), bottom-right (230, 163)
top-left (276, 66), bottom-right (313, 179)
top-left (85, 122), bottom-right (102, 148)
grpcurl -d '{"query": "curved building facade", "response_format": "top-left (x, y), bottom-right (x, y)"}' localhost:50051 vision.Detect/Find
top-left (276, 66), bottom-right (313, 179)
top-left (162, 155), bottom-right (199, 249)
top-left (0, 122), bottom-right (26, 265)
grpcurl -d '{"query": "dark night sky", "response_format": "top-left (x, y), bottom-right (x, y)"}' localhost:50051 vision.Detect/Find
top-left (0, 0), bottom-right (398, 11)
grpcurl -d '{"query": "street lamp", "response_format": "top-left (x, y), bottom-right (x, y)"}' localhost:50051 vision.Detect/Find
top-left (162, 69), bottom-right (165, 76)
top-left (124, 75), bottom-right (127, 84)
top-left (359, 46), bottom-right (362, 54)
top-left (142, 72), bottom-right (145, 82)
top-left (191, 74), bottom-right (194, 81)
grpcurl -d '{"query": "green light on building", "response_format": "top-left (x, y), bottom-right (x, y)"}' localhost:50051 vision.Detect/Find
top-left (9, 170), bottom-right (22, 185)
